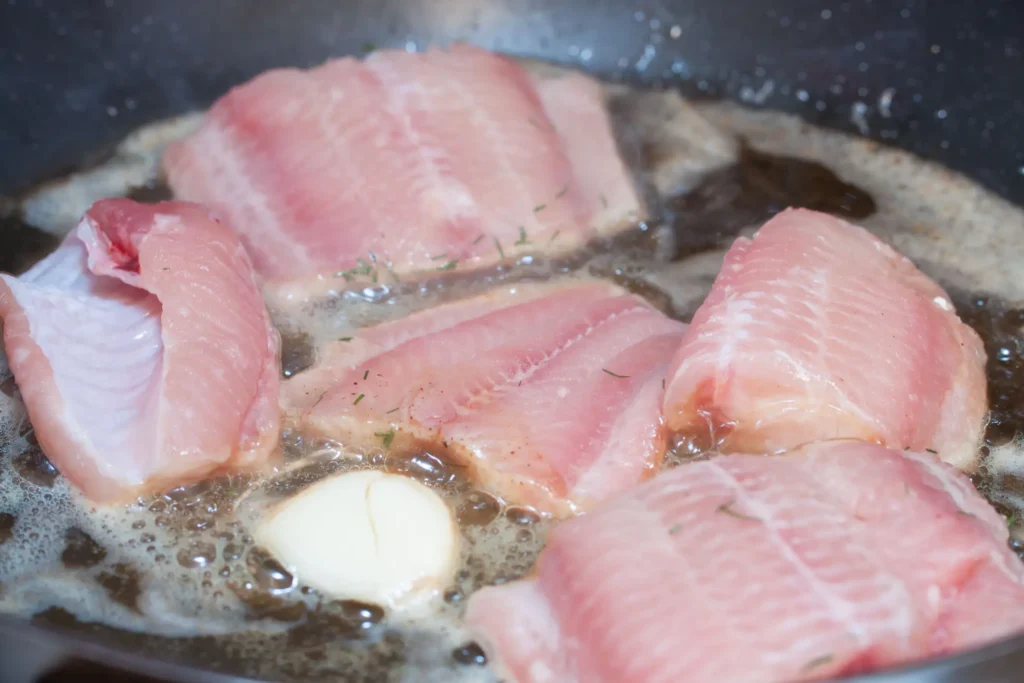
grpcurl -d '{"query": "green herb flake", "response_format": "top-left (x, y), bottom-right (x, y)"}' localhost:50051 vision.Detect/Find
top-left (801, 654), bottom-right (834, 672)
top-left (555, 184), bottom-right (569, 198)
top-left (602, 368), bottom-right (630, 379)
top-left (371, 270), bottom-right (378, 284)
top-left (548, 230), bottom-right (561, 244)
top-left (925, 448), bottom-right (938, 454)
top-left (1008, 512), bottom-right (1018, 528)
top-left (375, 429), bottom-right (396, 449)
top-left (361, 42), bottom-right (377, 53)
top-left (437, 259), bottom-right (458, 271)
top-left (472, 234), bottom-right (486, 245)
top-left (533, 203), bottom-right (547, 213)
top-left (386, 406), bottom-right (401, 415)
top-left (716, 499), bottom-right (760, 522)
top-left (514, 226), bottom-right (530, 246)
top-left (353, 393), bottom-right (365, 405)
top-left (493, 236), bottom-right (505, 260)
top-left (363, 370), bottom-right (369, 380)
top-left (339, 337), bottom-right (353, 342)
top-left (668, 523), bottom-right (683, 535)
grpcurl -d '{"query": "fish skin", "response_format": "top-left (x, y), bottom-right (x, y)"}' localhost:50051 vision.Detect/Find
top-left (283, 279), bottom-right (685, 516)
top-left (663, 207), bottom-right (987, 470)
top-left (466, 442), bottom-right (1024, 683)
top-left (0, 199), bottom-right (280, 502)
top-left (163, 44), bottom-right (643, 292)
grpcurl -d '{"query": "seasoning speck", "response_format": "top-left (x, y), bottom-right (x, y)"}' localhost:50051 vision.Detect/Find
top-left (801, 654), bottom-right (834, 672)
top-left (375, 430), bottom-right (395, 449)
top-left (602, 368), bottom-right (630, 379)
top-left (717, 500), bottom-right (760, 522)
top-left (353, 394), bottom-right (365, 405)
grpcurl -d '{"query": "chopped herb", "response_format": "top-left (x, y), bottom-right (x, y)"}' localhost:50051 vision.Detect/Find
top-left (533, 203), bottom-right (546, 213)
top-left (361, 42), bottom-right (377, 53)
top-left (430, 252), bottom-right (449, 261)
top-left (1009, 512), bottom-right (1018, 528)
top-left (555, 184), bottom-right (569, 198)
top-left (801, 654), bottom-right (834, 672)
top-left (363, 370), bottom-right (369, 380)
top-left (337, 258), bottom-right (374, 280)
top-left (353, 393), bottom-right (365, 405)
top-left (375, 429), bottom-right (396, 449)
top-left (493, 237), bottom-right (505, 260)
top-left (668, 523), bottom-right (683, 535)
top-left (925, 448), bottom-right (938, 454)
top-left (548, 230), bottom-right (561, 243)
top-left (602, 368), bottom-right (630, 379)
top-left (371, 270), bottom-right (378, 284)
top-left (716, 500), bottom-right (760, 522)
top-left (472, 234), bottom-right (486, 245)
top-left (386, 406), bottom-right (401, 415)
top-left (339, 337), bottom-right (353, 342)
top-left (514, 226), bottom-right (530, 245)
top-left (437, 259), bottom-right (459, 271)
top-left (599, 193), bottom-right (608, 209)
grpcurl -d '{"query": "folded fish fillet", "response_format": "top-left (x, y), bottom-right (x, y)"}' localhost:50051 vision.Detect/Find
top-left (284, 279), bottom-right (685, 516)
top-left (467, 442), bottom-right (1024, 682)
top-left (663, 207), bottom-right (987, 470)
top-left (0, 199), bottom-right (281, 502)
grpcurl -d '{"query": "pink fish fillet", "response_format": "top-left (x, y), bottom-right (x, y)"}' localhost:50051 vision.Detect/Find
top-left (283, 279), bottom-right (685, 516)
top-left (466, 442), bottom-right (1024, 683)
top-left (0, 199), bottom-right (281, 502)
top-left (162, 44), bottom-right (643, 291)
top-left (662, 207), bottom-right (987, 470)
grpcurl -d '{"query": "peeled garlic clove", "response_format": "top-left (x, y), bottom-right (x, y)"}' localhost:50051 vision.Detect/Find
top-left (255, 470), bottom-right (459, 609)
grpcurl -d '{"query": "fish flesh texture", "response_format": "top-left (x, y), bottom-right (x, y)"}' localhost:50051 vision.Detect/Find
top-left (466, 441), bottom-right (1024, 683)
top-left (283, 279), bottom-right (685, 516)
top-left (663, 208), bottom-right (987, 470)
top-left (0, 199), bottom-right (280, 502)
top-left (162, 44), bottom-right (642, 290)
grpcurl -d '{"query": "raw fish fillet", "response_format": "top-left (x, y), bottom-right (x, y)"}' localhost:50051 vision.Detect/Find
top-left (0, 199), bottom-right (280, 502)
top-left (663, 208), bottom-right (987, 470)
top-left (163, 44), bottom-right (642, 288)
top-left (467, 442), bottom-right (1024, 683)
top-left (284, 280), bottom-right (685, 516)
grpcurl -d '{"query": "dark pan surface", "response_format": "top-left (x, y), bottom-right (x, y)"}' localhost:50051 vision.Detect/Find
top-left (1, 1), bottom-right (1023, 681)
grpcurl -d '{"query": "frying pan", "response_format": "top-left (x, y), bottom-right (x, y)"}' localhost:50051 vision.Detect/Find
top-left (1, 1), bottom-right (1023, 681)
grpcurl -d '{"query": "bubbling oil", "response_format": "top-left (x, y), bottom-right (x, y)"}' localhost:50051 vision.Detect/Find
top-left (3, 63), bottom-right (1024, 683)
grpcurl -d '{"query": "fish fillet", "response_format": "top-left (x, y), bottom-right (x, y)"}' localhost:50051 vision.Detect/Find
top-left (663, 208), bottom-right (987, 469)
top-left (283, 279), bottom-right (685, 516)
top-left (0, 199), bottom-right (280, 502)
top-left (467, 442), bottom-right (1024, 682)
top-left (163, 44), bottom-right (643, 291)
